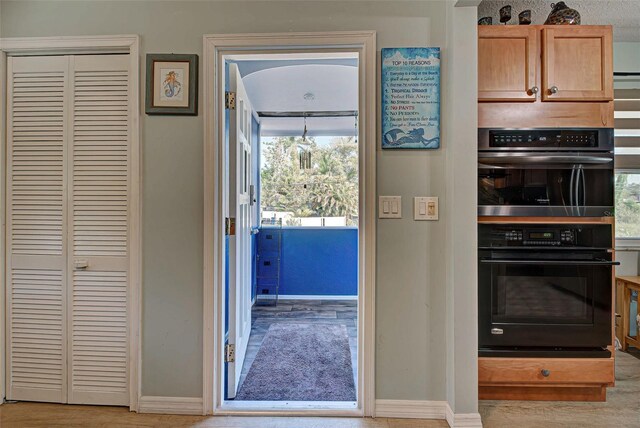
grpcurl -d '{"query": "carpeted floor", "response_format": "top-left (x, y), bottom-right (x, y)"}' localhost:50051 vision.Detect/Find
top-left (238, 299), bottom-right (358, 395)
top-left (236, 323), bottom-right (356, 401)
top-left (479, 350), bottom-right (640, 428)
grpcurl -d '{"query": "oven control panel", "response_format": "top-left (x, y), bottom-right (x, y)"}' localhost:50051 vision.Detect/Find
top-left (478, 128), bottom-right (614, 152)
top-left (478, 224), bottom-right (613, 248)
top-left (500, 228), bottom-right (571, 246)
top-left (489, 130), bottom-right (597, 148)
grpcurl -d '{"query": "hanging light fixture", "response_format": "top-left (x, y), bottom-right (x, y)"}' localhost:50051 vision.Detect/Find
top-left (302, 114), bottom-right (308, 141)
top-left (299, 114), bottom-right (311, 170)
top-left (354, 112), bottom-right (358, 145)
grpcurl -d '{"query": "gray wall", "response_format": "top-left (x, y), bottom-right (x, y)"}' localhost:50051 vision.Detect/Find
top-left (1, 0), bottom-right (478, 412)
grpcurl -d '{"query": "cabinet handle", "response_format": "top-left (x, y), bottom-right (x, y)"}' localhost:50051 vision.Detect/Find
top-left (541, 369), bottom-right (551, 377)
top-left (530, 86), bottom-right (539, 95)
top-left (549, 86), bottom-right (559, 95)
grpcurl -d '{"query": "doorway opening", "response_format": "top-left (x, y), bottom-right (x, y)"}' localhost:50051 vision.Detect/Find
top-left (203, 32), bottom-right (376, 416)
top-left (227, 54), bottom-right (359, 406)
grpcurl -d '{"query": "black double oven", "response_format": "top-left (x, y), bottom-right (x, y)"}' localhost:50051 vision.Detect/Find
top-left (478, 129), bottom-right (617, 358)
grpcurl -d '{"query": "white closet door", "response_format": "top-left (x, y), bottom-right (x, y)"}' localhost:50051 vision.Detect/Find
top-left (6, 54), bottom-right (131, 406)
top-left (6, 55), bottom-right (69, 403)
top-left (67, 54), bottom-right (130, 406)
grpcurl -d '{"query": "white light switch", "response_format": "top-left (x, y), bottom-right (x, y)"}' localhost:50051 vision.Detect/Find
top-left (379, 196), bottom-right (402, 218)
top-left (414, 197), bottom-right (438, 221)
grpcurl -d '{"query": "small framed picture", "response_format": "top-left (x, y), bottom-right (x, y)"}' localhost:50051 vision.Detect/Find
top-left (145, 54), bottom-right (198, 115)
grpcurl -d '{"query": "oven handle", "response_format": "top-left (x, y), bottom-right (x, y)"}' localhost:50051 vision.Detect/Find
top-left (478, 154), bottom-right (613, 165)
top-left (480, 259), bottom-right (620, 266)
top-left (570, 165), bottom-right (576, 216)
top-left (579, 165), bottom-right (586, 216)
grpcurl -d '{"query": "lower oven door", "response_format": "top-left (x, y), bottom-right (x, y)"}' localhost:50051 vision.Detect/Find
top-left (478, 252), bottom-right (614, 348)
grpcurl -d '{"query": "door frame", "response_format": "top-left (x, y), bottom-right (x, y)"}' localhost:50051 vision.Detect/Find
top-left (202, 31), bottom-right (377, 416)
top-left (0, 35), bottom-right (142, 411)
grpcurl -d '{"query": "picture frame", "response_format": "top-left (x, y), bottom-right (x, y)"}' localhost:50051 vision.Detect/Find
top-left (381, 47), bottom-right (441, 149)
top-left (145, 53), bottom-right (198, 115)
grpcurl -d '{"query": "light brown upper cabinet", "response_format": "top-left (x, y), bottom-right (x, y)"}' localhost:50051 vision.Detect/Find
top-left (479, 25), bottom-right (613, 103)
top-left (478, 26), bottom-right (538, 102)
top-left (542, 26), bottom-right (613, 101)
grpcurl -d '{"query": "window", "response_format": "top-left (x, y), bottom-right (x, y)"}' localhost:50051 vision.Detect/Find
top-left (614, 85), bottom-right (640, 241)
top-left (260, 136), bottom-right (358, 227)
top-left (615, 172), bottom-right (640, 239)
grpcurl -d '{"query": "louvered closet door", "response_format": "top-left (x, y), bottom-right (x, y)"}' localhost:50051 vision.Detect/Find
top-left (6, 54), bottom-right (131, 406)
top-left (67, 54), bottom-right (130, 406)
top-left (7, 56), bottom-right (69, 403)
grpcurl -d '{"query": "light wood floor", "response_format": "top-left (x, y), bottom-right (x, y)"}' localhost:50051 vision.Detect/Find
top-left (0, 402), bottom-right (448, 428)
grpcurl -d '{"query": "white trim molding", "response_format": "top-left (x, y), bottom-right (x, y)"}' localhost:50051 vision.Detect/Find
top-left (375, 400), bottom-right (448, 420)
top-left (138, 396), bottom-right (204, 415)
top-left (0, 34), bottom-right (142, 412)
top-left (446, 405), bottom-right (483, 428)
top-left (203, 31), bottom-right (377, 417)
top-left (375, 400), bottom-right (483, 428)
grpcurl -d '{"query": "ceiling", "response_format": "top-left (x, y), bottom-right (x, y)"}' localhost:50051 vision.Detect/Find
top-left (232, 59), bottom-right (358, 137)
top-left (478, 0), bottom-right (640, 41)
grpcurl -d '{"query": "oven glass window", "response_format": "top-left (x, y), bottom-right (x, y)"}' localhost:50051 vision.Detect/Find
top-left (492, 265), bottom-right (594, 325)
top-left (479, 168), bottom-right (613, 208)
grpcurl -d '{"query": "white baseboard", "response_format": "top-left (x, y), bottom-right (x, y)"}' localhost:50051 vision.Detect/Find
top-left (445, 403), bottom-right (483, 428)
top-left (256, 294), bottom-right (358, 300)
top-left (138, 396), bottom-right (204, 415)
top-left (375, 399), bottom-right (448, 419)
top-left (375, 400), bottom-right (482, 428)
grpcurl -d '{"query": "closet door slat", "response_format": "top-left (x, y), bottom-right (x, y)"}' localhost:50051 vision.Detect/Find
top-left (7, 55), bottom-right (69, 403)
top-left (68, 54), bottom-right (130, 406)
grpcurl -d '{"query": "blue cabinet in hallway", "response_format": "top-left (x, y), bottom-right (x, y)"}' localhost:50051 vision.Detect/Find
top-left (255, 228), bottom-right (282, 303)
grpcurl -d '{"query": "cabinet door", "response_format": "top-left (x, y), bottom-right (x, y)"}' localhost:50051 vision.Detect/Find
top-left (542, 26), bottom-right (613, 101)
top-left (478, 26), bottom-right (538, 102)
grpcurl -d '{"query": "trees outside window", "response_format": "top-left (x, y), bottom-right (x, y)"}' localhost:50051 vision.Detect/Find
top-left (615, 172), bottom-right (640, 239)
top-left (260, 136), bottom-right (358, 227)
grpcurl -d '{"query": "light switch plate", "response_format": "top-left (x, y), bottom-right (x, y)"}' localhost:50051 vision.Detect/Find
top-left (379, 196), bottom-right (402, 218)
top-left (414, 197), bottom-right (438, 220)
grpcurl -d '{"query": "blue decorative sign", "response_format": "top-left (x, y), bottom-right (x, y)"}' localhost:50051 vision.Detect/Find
top-left (381, 47), bottom-right (441, 149)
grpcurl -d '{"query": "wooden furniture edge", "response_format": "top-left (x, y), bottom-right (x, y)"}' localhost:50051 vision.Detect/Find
top-left (618, 276), bottom-right (640, 352)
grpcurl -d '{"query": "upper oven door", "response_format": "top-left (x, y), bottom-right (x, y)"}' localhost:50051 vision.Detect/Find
top-left (478, 153), bottom-right (614, 216)
top-left (478, 251), bottom-right (614, 348)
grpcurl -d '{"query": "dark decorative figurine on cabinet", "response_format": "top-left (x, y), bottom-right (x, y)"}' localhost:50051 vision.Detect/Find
top-left (545, 2), bottom-right (581, 25)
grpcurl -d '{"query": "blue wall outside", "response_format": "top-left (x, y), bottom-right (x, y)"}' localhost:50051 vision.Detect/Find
top-left (256, 227), bottom-right (358, 297)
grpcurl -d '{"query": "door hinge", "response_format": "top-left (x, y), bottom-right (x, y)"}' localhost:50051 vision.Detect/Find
top-left (225, 91), bottom-right (236, 110)
top-left (225, 344), bottom-right (235, 363)
top-left (225, 217), bottom-right (236, 236)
